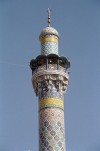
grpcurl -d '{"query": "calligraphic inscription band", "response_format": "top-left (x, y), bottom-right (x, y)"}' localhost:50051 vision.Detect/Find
top-left (39, 98), bottom-right (64, 110)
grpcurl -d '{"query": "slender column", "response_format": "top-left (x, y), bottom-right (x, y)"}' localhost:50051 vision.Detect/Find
top-left (57, 58), bottom-right (59, 70)
top-left (46, 58), bottom-right (48, 70)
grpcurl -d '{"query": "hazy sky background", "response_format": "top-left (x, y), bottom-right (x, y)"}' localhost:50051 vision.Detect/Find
top-left (0, 0), bottom-right (100, 151)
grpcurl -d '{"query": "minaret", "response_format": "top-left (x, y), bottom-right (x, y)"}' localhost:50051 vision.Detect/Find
top-left (30, 9), bottom-right (70, 151)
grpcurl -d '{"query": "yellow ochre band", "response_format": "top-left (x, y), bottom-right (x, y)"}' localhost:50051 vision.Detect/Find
top-left (41, 37), bottom-right (58, 43)
top-left (39, 98), bottom-right (64, 109)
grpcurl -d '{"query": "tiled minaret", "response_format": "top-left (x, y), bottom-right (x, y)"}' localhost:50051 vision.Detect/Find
top-left (30, 9), bottom-right (70, 151)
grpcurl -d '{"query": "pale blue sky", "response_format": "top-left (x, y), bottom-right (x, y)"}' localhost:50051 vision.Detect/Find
top-left (0, 0), bottom-right (100, 151)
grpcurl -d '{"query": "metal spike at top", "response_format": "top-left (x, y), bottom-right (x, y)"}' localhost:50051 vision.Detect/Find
top-left (39, 8), bottom-right (60, 44)
top-left (47, 8), bottom-right (51, 27)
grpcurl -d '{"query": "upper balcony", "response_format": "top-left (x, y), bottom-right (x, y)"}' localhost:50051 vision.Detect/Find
top-left (30, 54), bottom-right (70, 75)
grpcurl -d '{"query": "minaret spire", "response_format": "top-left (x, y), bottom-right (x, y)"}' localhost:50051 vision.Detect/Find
top-left (48, 8), bottom-right (51, 27)
top-left (30, 9), bottom-right (70, 151)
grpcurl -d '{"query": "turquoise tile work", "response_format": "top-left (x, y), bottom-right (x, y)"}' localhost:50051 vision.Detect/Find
top-left (41, 42), bottom-right (58, 55)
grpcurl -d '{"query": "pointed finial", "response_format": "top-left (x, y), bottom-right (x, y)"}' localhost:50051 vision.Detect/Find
top-left (47, 8), bottom-right (51, 27)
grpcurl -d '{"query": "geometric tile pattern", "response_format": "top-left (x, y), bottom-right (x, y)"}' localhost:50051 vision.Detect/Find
top-left (41, 42), bottom-right (58, 55)
top-left (39, 108), bottom-right (65, 151)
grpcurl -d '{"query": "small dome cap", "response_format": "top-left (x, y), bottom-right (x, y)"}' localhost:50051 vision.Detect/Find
top-left (39, 26), bottom-right (60, 41)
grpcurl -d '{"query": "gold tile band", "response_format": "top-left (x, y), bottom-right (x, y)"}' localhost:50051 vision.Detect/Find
top-left (41, 37), bottom-right (58, 43)
top-left (39, 98), bottom-right (64, 109)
